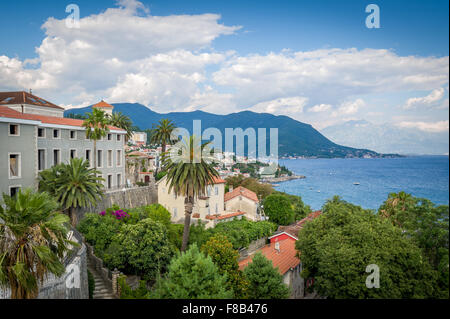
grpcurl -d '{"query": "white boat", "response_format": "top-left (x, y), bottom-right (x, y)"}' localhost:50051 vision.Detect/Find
top-left (353, 182), bottom-right (360, 185)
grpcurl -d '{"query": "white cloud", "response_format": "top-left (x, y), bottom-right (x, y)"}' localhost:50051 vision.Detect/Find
top-left (249, 96), bottom-right (308, 115)
top-left (396, 120), bottom-right (449, 133)
top-left (404, 88), bottom-right (446, 109)
top-left (309, 104), bottom-right (332, 112)
top-left (331, 99), bottom-right (365, 117)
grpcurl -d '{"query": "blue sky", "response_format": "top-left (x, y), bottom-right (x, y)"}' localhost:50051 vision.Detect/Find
top-left (0, 0), bottom-right (448, 146)
top-left (1, 0), bottom-right (448, 59)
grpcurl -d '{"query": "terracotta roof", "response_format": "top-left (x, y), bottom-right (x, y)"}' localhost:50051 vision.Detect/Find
top-left (208, 176), bottom-right (226, 185)
top-left (205, 211), bottom-right (245, 220)
top-left (0, 91), bottom-right (64, 110)
top-left (224, 186), bottom-right (259, 203)
top-left (0, 106), bottom-right (124, 131)
top-left (238, 239), bottom-right (300, 275)
top-left (273, 210), bottom-right (322, 240)
top-left (93, 100), bottom-right (114, 108)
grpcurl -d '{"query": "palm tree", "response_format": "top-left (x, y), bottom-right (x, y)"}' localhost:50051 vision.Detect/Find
top-left (0, 189), bottom-right (76, 299)
top-left (83, 108), bottom-right (110, 173)
top-left (109, 111), bottom-right (133, 141)
top-left (38, 158), bottom-right (104, 226)
top-left (150, 119), bottom-right (176, 154)
top-left (162, 135), bottom-right (219, 251)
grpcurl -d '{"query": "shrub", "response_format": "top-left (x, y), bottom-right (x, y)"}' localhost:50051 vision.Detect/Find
top-left (263, 194), bottom-right (295, 225)
top-left (152, 244), bottom-right (233, 299)
top-left (87, 270), bottom-right (95, 299)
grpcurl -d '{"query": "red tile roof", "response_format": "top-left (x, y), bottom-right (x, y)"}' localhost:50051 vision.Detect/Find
top-left (224, 186), bottom-right (259, 203)
top-left (239, 239), bottom-right (300, 275)
top-left (272, 210), bottom-right (322, 240)
top-left (93, 100), bottom-right (114, 108)
top-left (208, 176), bottom-right (226, 185)
top-left (0, 91), bottom-right (64, 110)
top-left (205, 211), bottom-right (245, 220)
top-left (0, 106), bottom-right (124, 131)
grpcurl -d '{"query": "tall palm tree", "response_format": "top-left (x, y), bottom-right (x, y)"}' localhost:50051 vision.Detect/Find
top-left (0, 189), bottom-right (76, 299)
top-left (38, 158), bottom-right (104, 226)
top-left (150, 119), bottom-right (176, 154)
top-left (109, 111), bottom-right (133, 141)
top-left (83, 108), bottom-right (110, 174)
top-left (162, 135), bottom-right (219, 251)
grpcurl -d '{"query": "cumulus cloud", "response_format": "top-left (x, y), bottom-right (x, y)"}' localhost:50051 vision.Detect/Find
top-left (397, 120), bottom-right (449, 133)
top-left (331, 99), bottom-right (365, 117)
top-left (309, 104), bottom-right (332, 112)
top-left (249, 96), bottom-right (308, 115)
top-left (404, 88), bottom-right (446, 109)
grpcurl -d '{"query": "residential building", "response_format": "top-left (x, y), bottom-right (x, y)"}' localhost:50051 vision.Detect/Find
top-left (130, 131), bottom-right (147, 146)
top-left (224, 186), bottom-right (260, 221)
top-left (0, 92), bottom-right (127, 196)
top-left (157, 175), bottom-right (226, 225)
top-left (268, 210), bottom-right (322, 243)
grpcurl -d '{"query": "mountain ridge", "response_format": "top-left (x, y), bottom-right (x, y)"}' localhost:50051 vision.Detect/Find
top-left (65, 103), bottom-right (399, 158)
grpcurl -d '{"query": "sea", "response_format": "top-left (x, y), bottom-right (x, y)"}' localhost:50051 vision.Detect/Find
top-left (275, 155), bottom-right (449, 211)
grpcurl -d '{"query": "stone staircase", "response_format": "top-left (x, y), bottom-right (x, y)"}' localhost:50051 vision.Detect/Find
top-left (88, 264), bottom-right (117, 299)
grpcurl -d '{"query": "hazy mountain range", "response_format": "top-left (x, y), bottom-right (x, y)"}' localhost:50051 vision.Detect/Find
top-left (64, 103), bottom-right (397, 158)
top-left (321, 120), bottom-right (449, 156)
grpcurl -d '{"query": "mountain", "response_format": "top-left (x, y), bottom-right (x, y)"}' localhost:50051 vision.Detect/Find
top-left (320, 120), bottom-right (449, 155)
top-left (65, 103), bottom-right (396, 158)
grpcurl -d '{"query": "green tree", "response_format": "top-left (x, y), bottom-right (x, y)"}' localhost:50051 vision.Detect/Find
top-left (150, 118), bottom-right (176, 154)
top-left (274, 191), bottom-right (312, 220)
top-left (152, 244), bottom-right (232, 299)
top-left (109, 111), bottom-right (133, 141)
top-left (243, 252), bottom-right (290, 299)
top-left (83, 108), bottom-right (110, 173)
top-left (105, 219), bottom-right (173, 281)
top-left (162, 135), bottom-right (219, 251)
top-left (0, 189), bottom-right (76, 299)
top-left (378, 192), bottom-right (449, 298)
top-left (38, 158), bottom-right (104, 226)
top-left (201, 234), bottom-right (249, 298)
top-left (296, 196), bottom-right (437, 298)
top-left (263, 194), bottom-right (295, 225)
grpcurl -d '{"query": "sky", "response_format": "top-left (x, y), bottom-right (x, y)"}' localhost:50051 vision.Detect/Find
top-left (0, 0), bottom-right (448, 134)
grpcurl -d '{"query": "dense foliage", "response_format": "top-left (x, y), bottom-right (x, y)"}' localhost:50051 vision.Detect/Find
top-left (201, 234), bottom-right (249, 298)
top-left (225, 175), bottom-right (274, 199)
top-left (0, 189), bottom-right (76, 299)
top-left (152, 245), bottom-right (233, 299)
top-left (273, 191), bottom-right (312, 221)
top-left (243, 252), bottom-right (290, 299)
top-left (378, 192), bottom-right (449, 298)
top-left (189, 218), bottom-right (277, 250)
top-left (263, 194), bottom-right (295, 225)
top-left (296, 196), bottom-right (439, 298)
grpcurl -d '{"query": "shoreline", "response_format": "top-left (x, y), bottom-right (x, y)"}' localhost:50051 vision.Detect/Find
top-left (259, 175), bottom-right (306, 184)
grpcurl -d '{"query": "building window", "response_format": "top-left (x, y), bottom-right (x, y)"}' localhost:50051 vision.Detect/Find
top-left (38, 127), bottom-right (45, 138)
top-left (117, 174), bottom-right (121, 187)
top-left (116, 150), bottom-right (122, 166)
top-left (107, 175), bottom-right (112, 189)
top-left (173, 207), bottom-right (178, 218)
top-left (70, 149), bottom-right (77, 159)
top-left (53, 129), bottom-right (60, 139)
top-left (9, 186), bottom-right (20, 197)
top-left (107, 150), bottom-right (113, 167)
top-left (9, 124), bottom-right (19, 136)
top-left (53, 149), bottom-right (60, 165)
top-left (97, 150), bottom-right (103, 168)
top-left (70, 130), bottom-right (76, 140)
top-left (38, 149), bottom-right (46, 171)
top-left (117, 134), bottom-right (121, 142)
top-left (108, 133), bottom-right (112, 141)
top-left (85, 149), bottom-right (91, 167)
top-left (214, 186), bottom-right (218, 196)
top-left (9, 154), bottom-right (20, 178)
top-left (215, 203), bottom-right (218, 214)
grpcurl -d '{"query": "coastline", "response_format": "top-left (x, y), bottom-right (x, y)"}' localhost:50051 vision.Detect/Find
top-left (260, 175), bottom-right (306, 184)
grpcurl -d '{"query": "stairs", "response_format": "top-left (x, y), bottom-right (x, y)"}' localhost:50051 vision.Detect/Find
top-left (88, 263), bottom-right (117, 299)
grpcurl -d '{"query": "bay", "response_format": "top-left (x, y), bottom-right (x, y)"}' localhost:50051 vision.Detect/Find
top-left (275, 155), bottom-right (449, 211)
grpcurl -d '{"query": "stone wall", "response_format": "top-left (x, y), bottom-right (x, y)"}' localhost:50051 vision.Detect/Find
top-left (75, 184), bottom-right (158, 221)
top-left (238, 237), bottom-right (268, 261)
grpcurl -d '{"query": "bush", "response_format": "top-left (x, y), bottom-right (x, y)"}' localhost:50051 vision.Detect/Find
top-left (106, 218), bottom-right (173, 281)
top-left (152, 244), bottom-right (233, 299)
top-left (87, 270), bottom-right (95, 299)
top-left (263, 194), bottom-right (295, 225)
top-left (118, 275), bottom-right (150, 299)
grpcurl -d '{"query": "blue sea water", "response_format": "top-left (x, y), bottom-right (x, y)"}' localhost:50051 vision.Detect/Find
top-left (275, 156), bottom-right (449, 211)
